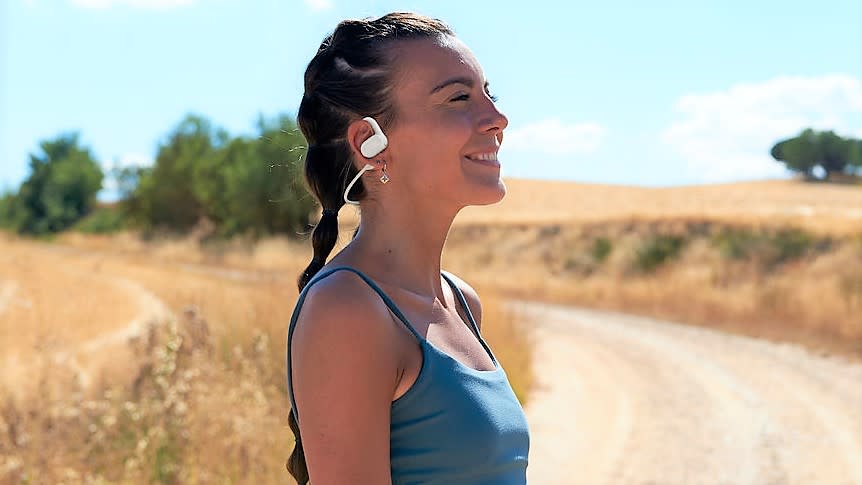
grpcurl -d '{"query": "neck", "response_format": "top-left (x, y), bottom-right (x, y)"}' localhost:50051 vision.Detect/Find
top-left (335, 197), bottom-right (460, 301)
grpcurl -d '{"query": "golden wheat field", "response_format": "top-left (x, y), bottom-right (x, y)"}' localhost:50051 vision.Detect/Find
top-left (1, 176), bottom-right (860, 483)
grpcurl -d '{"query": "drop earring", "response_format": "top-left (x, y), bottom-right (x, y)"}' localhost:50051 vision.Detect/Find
top-left (379, 160), bottom-right (390, 184)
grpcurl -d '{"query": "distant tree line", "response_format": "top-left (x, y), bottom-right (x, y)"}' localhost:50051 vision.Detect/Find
top-left (2, 120), bottom-right (859, 238)
top-left (771, 129), bottom-right (862, 180)
top-left (0, 133), bottom-right (103, 235)
top-left (0, 112), bottom-right (315, 238)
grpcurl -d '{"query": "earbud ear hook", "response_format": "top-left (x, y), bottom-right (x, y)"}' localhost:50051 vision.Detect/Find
top-left (344, 116), bottom-right (389, 205)
top-left (343, 163), bottom-right (376, 205)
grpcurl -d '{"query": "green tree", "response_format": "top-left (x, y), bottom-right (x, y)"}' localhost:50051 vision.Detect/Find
top-left (771, 129), bottom-right (819, 179)
top-left (11, 132), bottom-right (103, 235)
top-left (122, 112), bottom-right (314, 238)
top-left (771, 129), bottom-right (861, 180)
top-left (124, 113), bottom-right (226, 232)
top-left (0, 191), bottom-right (24, 230)
top-left (817, 130), bottom-right (851, 176)
top-left (242, 113), bottom-right (315, 236)
top-left (848, 140), bottom-right (862, 172)
top-left (196, 113), bottom-right (314, 237)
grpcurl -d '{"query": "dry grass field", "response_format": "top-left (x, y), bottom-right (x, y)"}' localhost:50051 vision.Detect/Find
top-left (0, 229), bottom-right (529, 483)
top-left (316, 178), bottom-right (862, 236)
top-left (1, 176), bottom-right (859, 483)
top-left (448, 178), bottom-right (861, 361)
top-left (454, 178), bottom-right (862, 235)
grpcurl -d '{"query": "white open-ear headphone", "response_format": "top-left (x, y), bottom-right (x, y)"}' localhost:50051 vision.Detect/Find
top-left (359, 116), bottom-right (388, 158)
top-left (344, 116), bottom-right (389, 205)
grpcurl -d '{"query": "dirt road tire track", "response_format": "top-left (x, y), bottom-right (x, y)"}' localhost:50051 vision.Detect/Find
top-left (513, 301), bottom-right (862, 485)
top-left (48, 274), bottom-right (176, 391)
top-left (1, 267), bottom-right (174, 399)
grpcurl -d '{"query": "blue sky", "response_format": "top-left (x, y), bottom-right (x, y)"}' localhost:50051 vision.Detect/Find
top-left (2, 0), bottom-right (861, 201)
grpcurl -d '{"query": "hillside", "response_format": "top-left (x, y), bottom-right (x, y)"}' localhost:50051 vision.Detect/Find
top-left (452, 178), bottom-right (862, 234)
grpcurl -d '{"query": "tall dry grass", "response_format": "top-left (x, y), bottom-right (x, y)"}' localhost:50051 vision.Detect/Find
top-left (0, 231), bottom-right (532, 484)
top-left (443, 219), bottom-right (862, 360)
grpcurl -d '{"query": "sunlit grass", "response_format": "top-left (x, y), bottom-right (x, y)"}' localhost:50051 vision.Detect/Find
top-left (0, 230), bottom-right (531, 483)
top-left (3, 174), bottom-right (860, 481)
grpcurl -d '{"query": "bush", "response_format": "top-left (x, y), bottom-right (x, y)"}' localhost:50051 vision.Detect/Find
top-left (73, 206), bottom-right (127, 234)
top-left (0, 192), bottom-right (22, 230)
top-left (712, 227), bottom-right (762, 260)
top-left (711, 227), bottom-right (824, 268)
top-left (634, 234), bottom-right (686, 273)
top-left (769, 228), bottom-right (816, 264)
top-left (591, 237), bottom-right (613, 263)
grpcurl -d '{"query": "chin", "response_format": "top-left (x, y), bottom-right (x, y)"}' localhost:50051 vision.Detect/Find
top-left (467, 178), bottom-right (506, 206)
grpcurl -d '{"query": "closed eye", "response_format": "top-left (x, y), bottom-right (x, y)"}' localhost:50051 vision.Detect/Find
top-left (449, 91), bottom-right (499, 103)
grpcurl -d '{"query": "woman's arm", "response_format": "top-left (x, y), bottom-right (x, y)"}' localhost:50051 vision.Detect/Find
top-left (290, 272), bottom-right (401, 485)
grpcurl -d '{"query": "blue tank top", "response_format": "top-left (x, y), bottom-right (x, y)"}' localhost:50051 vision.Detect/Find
top-left (286, 266), bottom-right (530, 484)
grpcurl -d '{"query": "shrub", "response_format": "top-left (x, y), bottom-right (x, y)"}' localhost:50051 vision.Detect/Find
top-left (768, 228), bottom-right (816, 264)
top-left (712, 227), bottom-right (761, 260)
top-left (73, 206), bottom-right (127, 234)
top-left (634, 234), bottom-right (686, 273)
top-left (590, 237), bottom-right (613, 263)
top-left (0, 192), bottom-right (22, 230)
top-left (712, 227), bottom-right (825, 268)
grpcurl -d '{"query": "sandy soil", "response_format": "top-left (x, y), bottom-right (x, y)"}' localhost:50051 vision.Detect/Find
top-left (515, 301), bottom-right (862, 485)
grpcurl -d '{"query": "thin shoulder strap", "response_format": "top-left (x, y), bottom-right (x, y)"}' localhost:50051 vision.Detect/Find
top-left (286, 266), bottom-right (425, 423)
top-left (441, 271), bottom-right (498, 365)
top-left (293, 265), bottom-right (426, 343)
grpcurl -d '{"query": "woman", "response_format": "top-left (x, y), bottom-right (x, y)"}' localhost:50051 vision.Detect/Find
top-left (285, 12), bottom-right (530, 484)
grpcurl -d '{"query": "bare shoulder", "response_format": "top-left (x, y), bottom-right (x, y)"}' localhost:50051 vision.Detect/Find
top-left (291, 267), bottom-right (402, 388)
top-left (289, 269), bottom-right (399, 483)
top-left (442, 271), bottom-right (483, 330)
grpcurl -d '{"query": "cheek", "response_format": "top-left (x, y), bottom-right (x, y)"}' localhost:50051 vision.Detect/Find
top-left (426, 111), bottom-right (473, 158)
top-left (391, 111), bottom-right (475, 190)
top-left (398, 113), bottom-right (470, 160)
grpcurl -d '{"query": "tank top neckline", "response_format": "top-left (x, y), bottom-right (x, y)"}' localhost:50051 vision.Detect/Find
top-left (309, 264), bottom-right (503, 376)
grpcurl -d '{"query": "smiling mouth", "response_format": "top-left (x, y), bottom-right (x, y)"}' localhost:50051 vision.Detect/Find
top-left (465, 152), bottom-right (500, 167)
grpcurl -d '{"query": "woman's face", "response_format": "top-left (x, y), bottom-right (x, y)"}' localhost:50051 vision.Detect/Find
top-left (384, 36), bottom-right (509, 209)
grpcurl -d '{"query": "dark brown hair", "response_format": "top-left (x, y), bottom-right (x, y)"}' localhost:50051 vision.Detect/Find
top-left (288, 12), bottom-right (453, 484)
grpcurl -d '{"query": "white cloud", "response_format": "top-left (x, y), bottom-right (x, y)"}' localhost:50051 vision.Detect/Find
top-left (662, 74), bottom-right (862, 182)
top-left (70, 0), bottom-right (195, 9)
top-left (303, 0), bottom-right (332, 11)
top-left (503, 119), bottom-right (607, 156)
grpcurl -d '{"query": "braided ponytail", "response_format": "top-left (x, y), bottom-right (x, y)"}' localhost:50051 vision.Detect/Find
top-left (287, 12), bottom-right (453, 484)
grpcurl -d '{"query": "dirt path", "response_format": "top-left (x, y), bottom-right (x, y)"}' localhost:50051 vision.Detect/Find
top-left (47, 275), bottom-right (175, 391)
top-left (513, 301), bottom-right (862, 485)
top-left (0, 240), bottom-right (176, 400)
top-left (0, 280), bottom-right (24, 315)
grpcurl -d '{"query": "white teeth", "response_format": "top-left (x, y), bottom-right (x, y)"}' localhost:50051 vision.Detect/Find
top-left (470, 152), bottom-right (498, 161)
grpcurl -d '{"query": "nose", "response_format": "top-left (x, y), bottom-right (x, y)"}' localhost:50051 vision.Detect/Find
top-left (478, 96), bottom-right (508, 135)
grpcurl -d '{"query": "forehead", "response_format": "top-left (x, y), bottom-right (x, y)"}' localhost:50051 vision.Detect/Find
top-left (390, 36), bottom-right (484, 95)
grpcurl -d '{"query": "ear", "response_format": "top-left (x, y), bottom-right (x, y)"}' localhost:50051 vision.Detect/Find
top-left (346, 117), bottom-right (386, 168)
top-left (347, 118), bottom-right (374, 164)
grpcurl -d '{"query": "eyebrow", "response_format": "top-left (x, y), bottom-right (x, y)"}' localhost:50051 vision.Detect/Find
top-left (430, 76), bottom-right (490, 94)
